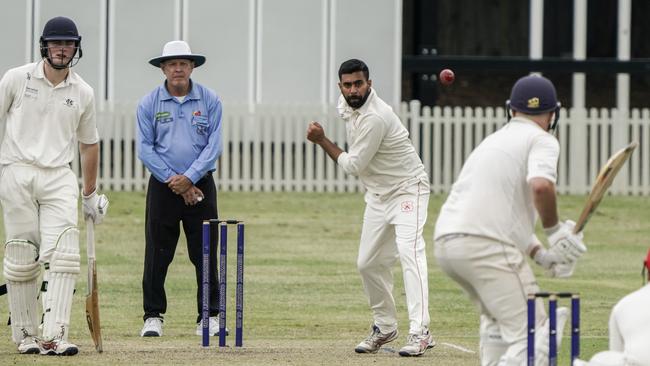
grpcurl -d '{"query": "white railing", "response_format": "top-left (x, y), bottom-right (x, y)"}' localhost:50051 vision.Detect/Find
top-left (79, 101), bottom-right (650, 195)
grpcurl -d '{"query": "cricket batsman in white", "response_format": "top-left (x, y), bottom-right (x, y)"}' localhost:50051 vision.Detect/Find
top-left (0, 16), bottom-right (108, 355)
top-left (307, 59), bottom-right (433, 357)
top-left (434, 75), bottom-right (587, 366)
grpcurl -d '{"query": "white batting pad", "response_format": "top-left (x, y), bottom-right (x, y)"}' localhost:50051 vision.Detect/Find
top-left (41, 268), bottom-right (49, 319)
top-left (42, 227), bottom-right (80, 341)
top-left (3, 239), bottom-right (40, 343)
top-left (479, 315), bottom-right (509, 366)
top-left (532, 307), bottom-right (569, 366)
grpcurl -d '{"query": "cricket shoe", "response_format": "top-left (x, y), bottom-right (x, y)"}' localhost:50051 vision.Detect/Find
top-left (354, 324), bottom-right (399, 353)
top-left (398, 330), bottom-right (436, 357)
top-left (39, 340), bottom-right (78, 356)
top-left (141, 317), bottom-right (163, 337)
top-left (17, 336), bottom-right (40, 354)
top-left (195, 316), bottom-right (229, 336)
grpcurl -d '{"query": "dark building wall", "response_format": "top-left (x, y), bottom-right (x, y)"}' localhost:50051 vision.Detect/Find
top-left (403, 0), bottom-right (650, 108)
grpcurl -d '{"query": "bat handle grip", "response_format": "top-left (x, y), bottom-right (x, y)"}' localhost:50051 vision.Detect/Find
top-left (572, 222), bottom-right (584, 235)
top-left (86, 218), bottom-right (96, 260)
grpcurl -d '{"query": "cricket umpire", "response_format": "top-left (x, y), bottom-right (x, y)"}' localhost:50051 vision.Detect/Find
top-left (137, 40), bottom-right (223, 337)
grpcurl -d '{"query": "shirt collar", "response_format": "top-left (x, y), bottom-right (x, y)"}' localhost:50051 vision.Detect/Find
top-left (159, 79), bottom-right (200, 102)
top-left (510, 116), bottom-right (547, 131)
top-left (32, 60), bottom-right (78, 86)
top-left (337, 88), bottom-right (376, 119)
top-left (32, 61), bottom-right (46, 79)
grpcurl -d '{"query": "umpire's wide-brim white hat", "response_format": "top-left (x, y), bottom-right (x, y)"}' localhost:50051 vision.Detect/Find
top-left (149, 40), bottom-right (206, 68)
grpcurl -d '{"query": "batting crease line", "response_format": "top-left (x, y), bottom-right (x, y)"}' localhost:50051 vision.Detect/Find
top-left (440, 342), bottom-right (476, 354)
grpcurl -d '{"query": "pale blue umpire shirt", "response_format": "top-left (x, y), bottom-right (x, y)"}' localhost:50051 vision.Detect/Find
top-left (137, 80), bottom-right (223, 184)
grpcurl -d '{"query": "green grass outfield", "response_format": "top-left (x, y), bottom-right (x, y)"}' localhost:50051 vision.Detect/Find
top-left (0, 191), bottom-right (648, 365)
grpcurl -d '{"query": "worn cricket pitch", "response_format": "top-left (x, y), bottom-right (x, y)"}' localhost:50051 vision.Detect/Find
top-left (0, 191), bottom-right (648, 365)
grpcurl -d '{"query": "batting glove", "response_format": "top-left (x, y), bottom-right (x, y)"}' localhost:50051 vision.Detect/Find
top-left (549, 261), bottom-right (578, 278)
top-left (83, 189), bottom-right (109, 224)
top-left (544, 220), bottom-right (587, 264)
top-left (532, 246), bottom-right (562, 271)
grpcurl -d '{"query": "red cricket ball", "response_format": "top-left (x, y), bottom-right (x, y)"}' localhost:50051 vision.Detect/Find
top-left (439, 69), bottom-right (455, 85)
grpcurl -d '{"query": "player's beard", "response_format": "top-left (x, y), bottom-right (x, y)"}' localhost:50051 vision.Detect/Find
top-left (344, 88), bottom-right (371, 109)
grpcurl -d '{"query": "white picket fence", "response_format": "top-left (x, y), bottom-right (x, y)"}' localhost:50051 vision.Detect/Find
top-left (82, 101), bottom-right (650, 195)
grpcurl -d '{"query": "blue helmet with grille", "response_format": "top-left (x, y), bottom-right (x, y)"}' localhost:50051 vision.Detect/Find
top-left (506, 75), bottom-right (561, 131)
top-left (39, 16), bottom-right (82, 69)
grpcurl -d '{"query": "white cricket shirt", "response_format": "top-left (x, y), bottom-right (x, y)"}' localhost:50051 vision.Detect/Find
top-left (336, 89), bottom-right (428, 198)
top-left (608, 284), bottom-right (650, 364)
top-left (434, 117), bottom-right (559, 247)
top-left (0, 61), bottom-right (98, 168)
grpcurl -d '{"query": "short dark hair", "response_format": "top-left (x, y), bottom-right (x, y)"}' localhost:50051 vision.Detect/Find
top-left (338, 59), bottom-right (369, 81)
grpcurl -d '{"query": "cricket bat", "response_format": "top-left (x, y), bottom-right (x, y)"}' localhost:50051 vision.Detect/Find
top-left (85, 219), bottom-right (103, 353)
top-left (573, 141), bottom-right (638, 234)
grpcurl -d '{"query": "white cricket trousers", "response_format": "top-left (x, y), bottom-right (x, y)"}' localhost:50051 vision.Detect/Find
top-left (0, 164), bottom-right (79, 261)
top-left (357, 181), bottom-right (430, 335)
top-left (434, 235), bottom-right (547, 365)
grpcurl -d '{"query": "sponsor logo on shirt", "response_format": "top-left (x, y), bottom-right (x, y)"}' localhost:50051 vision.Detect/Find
top-left (192, 115), bottom-right (208, 135)
top-left (401, 200), bottom-right (414, 212)
top-left (24, 86), bottom-right (38, 99)
top-left (155, 111), bottom-right (173, 123)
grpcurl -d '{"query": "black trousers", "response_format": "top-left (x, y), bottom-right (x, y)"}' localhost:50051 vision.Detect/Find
top-left (142, 173), bottom-right (219, 323)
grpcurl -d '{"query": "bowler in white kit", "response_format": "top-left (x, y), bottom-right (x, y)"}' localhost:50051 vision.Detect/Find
top-left (306, 59), bottom-right (433, 357)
